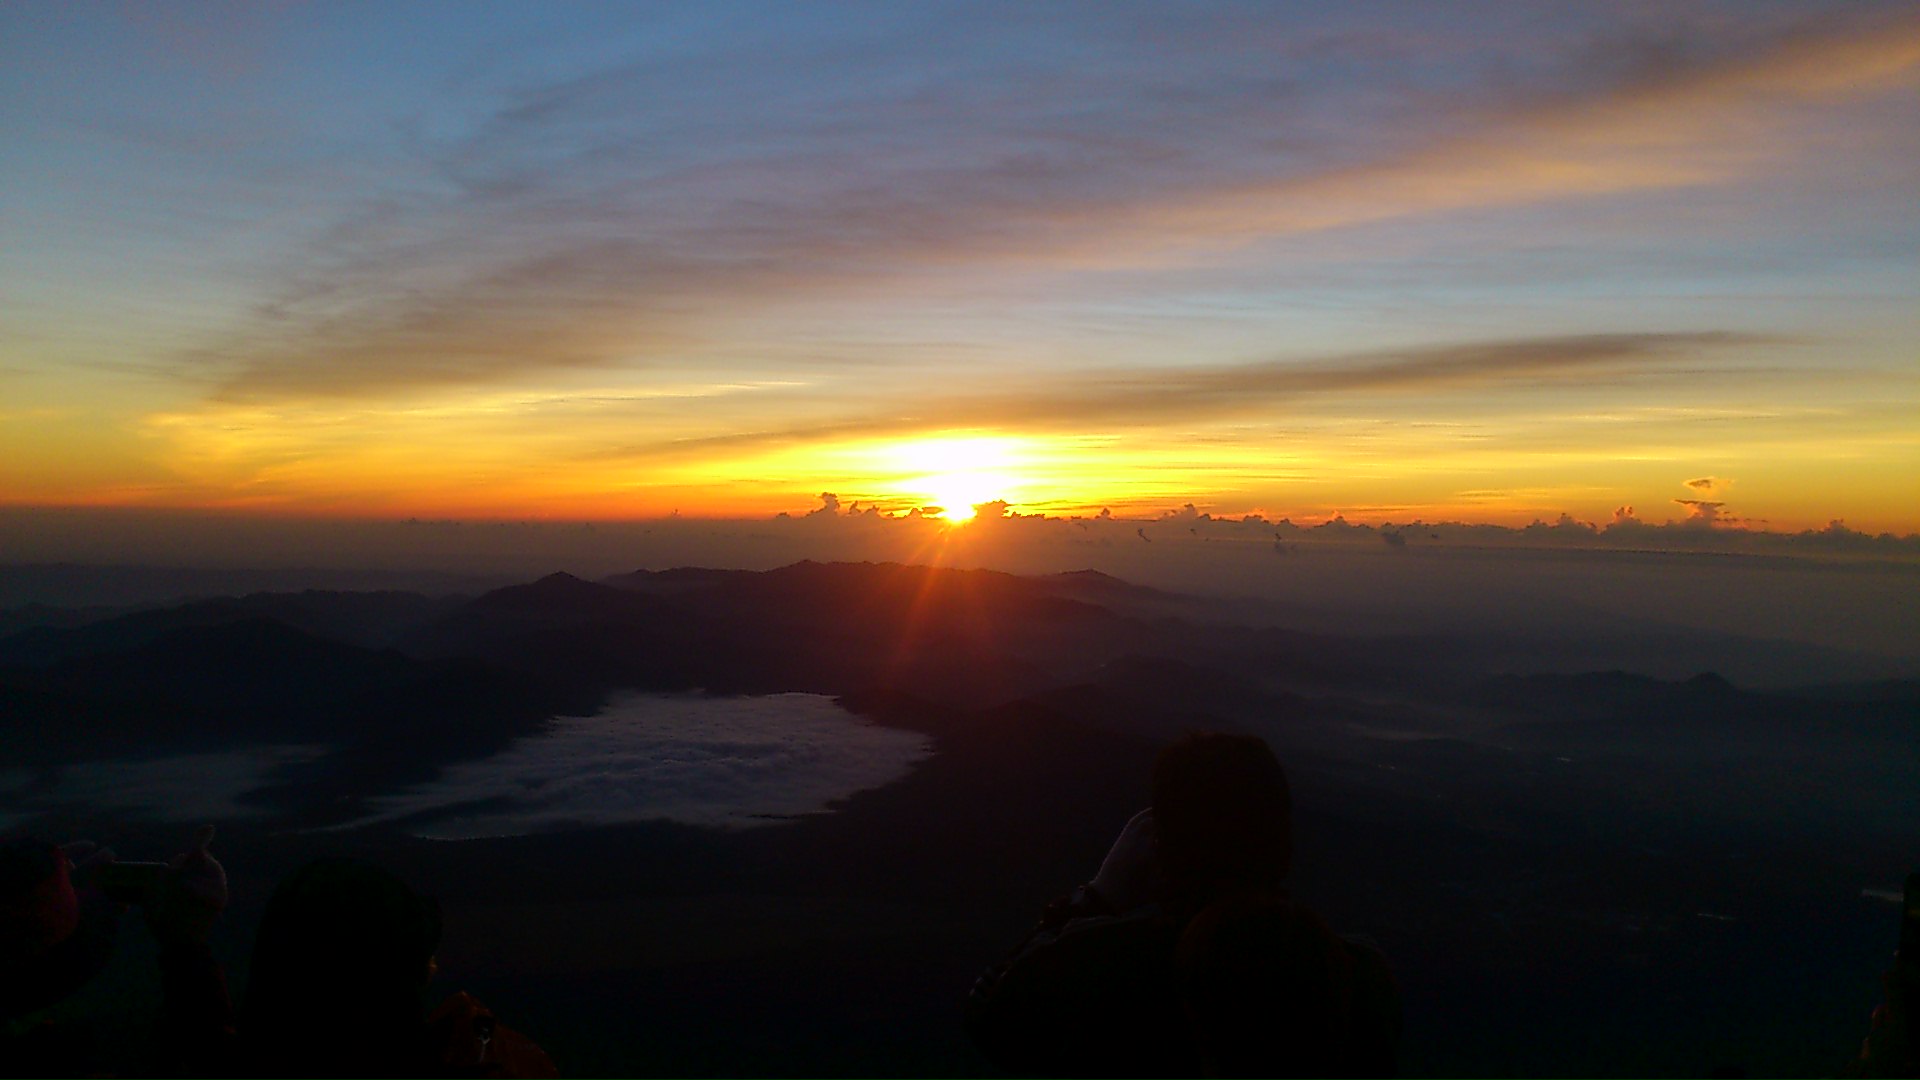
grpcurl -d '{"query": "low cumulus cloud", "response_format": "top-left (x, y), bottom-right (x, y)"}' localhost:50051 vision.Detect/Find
top-left (752, 491), bottom-right (1919, 568)
top-left (1674, 498), bottom-right (1728, 526)
top-left (4, 504), bottom-right (1911, 600)
top-left (335, 693), bottom-right (931, 839)
top-left (1674, 477), bottom-right (1738, 525)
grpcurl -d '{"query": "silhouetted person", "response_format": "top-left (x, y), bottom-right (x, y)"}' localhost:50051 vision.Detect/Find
top-left (966, 732), bottom-right (1399, 1077)
top-left (2, 826), bottom-right (230, 1078)
top-left (238, 857), bottom-right (555, 1078)
top-left (2, 839), bottom-right (115, 1018)
top-left (1176, 890), bottom-right (1386, 1077)
top-left (1847, 870), bottom-right (1920, 1078)
top-left (2, 837), bottom-right (119, 1077)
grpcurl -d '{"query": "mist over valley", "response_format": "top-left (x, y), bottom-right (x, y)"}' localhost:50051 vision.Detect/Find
top-left (2, 555), bottom-right (1913, 1075)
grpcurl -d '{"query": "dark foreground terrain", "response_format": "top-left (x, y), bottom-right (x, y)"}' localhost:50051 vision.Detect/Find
top-left (5, 560), bottom-right (1916, 1076)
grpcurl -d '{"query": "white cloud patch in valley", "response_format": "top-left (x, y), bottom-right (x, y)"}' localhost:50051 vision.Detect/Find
top-left (337, 692), bottom-right (932, 839)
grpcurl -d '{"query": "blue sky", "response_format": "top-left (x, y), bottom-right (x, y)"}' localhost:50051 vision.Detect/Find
top-left (3, 1), bottom-right (1916, 528)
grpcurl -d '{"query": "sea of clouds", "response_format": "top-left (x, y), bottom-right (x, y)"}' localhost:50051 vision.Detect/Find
top-left (338, 692), bottom-right (934, 839)
top-left (1, 694), bottom-right (931, 839)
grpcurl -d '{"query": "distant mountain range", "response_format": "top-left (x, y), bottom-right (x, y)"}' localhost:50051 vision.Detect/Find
top-left (4, 560), bottom-right (1912, 825)
top-left (3, 560), bottom-right (1915, 1077)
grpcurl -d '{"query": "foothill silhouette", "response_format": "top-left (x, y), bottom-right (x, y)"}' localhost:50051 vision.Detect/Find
top-left (4, 560), bottom-right (1916, 1076)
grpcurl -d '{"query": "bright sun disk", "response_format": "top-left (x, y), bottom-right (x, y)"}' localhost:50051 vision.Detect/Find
top-left (882, 436), bottom-right (1024, 523)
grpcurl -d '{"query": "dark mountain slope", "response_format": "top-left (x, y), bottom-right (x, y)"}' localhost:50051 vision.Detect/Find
top-left (0, 618), bottom-right (563, 777)
top-left (0, 589), bottom-right (454, 665)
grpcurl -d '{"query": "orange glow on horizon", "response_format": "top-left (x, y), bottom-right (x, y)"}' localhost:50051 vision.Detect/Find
top-left (5, 487), bottom-right (1919, 538)
top-left (5, 404), bottom-right (1917, 535)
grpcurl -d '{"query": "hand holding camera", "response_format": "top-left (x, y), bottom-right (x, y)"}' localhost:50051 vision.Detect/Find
top-left (1089, 808), bottom-right (1160, 915)
top-left (86, 826), bottom-right (227, 947)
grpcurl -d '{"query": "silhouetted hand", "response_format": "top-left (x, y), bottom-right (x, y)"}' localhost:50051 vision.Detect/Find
top-left (1090, 808), bottom-right (1159, 914)
top-left (145, 825), bottom-right (227, 947)
top-left (60, 839), bottom-right (118, 893)
top-left (1856, 967), bottom-right (1917, 1077)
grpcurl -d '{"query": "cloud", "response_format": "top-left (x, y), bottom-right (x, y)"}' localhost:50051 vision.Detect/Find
top-left (182, 9), bottom-right (1917, 401)
top-left (1077, 12), bottom-right (1920, 263)
top-left (336, 692), bottom-right (931, 838)
top-left (1675, 477), bottom-right (1739, 526)
top-left (746, 489), bottom-right (1918, 566)
top-left (1673, 498), bottom-right (1727, 526)
top-left (588, 331), bottom-right (1772, 462)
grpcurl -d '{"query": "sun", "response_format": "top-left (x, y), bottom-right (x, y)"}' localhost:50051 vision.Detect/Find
top-left (925, 473), bottom-right (1008, 523)
top-left (885, 436), bottom-right (1023, 523)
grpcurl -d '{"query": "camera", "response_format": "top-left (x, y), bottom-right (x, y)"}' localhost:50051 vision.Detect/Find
top-left (1901, 871), bottom-right (1919, 968)
top-left (93, 861), bottom-right (169, 904)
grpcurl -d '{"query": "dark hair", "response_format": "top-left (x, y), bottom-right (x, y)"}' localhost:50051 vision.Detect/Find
top-left (1151, 733), bottom-right (1292, 900)
top-left (241, 858), bottom-right (442, 1074)
top-left (1175, 891), bottom-right (1356, 1077)
top-left (0, 838), bottom-right (62, 906)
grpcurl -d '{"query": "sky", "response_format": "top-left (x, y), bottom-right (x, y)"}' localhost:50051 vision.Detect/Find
top-left (3, 1), bottom-right (1918, 533)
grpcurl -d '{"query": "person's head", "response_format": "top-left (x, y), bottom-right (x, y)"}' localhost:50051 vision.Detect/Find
top-left (1151, 733), bottom-right (1292, 900)
top-left (0, 838), bottom-right (116, 1018)
top-left (241, 858), bottom-right (441, 1071)
top-left (1175, 891), bottom-right (1356, 1077)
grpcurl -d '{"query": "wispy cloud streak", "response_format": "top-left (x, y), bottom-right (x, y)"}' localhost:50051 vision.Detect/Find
top-left (187, 10), bottom-right (1917, 401)
top-left (588, 331), bottom-right (1773, 461)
